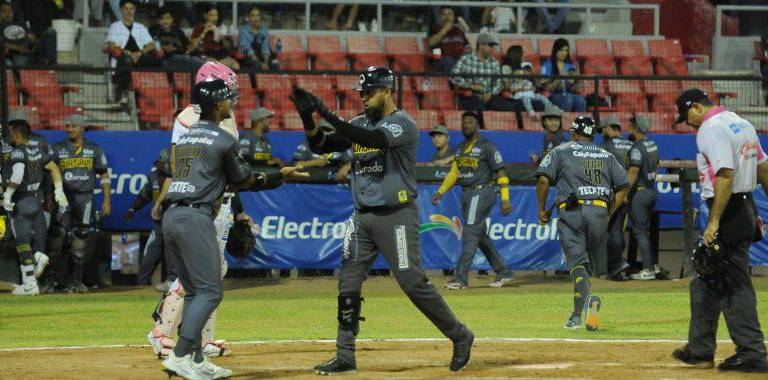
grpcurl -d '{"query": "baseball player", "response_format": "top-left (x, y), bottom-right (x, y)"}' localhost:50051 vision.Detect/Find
top-left (290, 66), bottom-right (474, 375)
top-left (148, 61), bottom-right (247, 359)
top-left (599, 116), bottom-right (633, 280)
top-left (4, 119), bottom-right (67, 296)
top-left (432, 111), bottom-right (515, 290)
top-left (48, 114), bottom-right (111, 294)
top-left (535, 116), bottom-right (628, 330)
top-left (130, 149), bottom-right (176, 288)
top-left (160, 78), bottom-right (305, 380)
top-left (530, 104), bottom-right (566, 163)
top-left (625, 116), bottom-right (660, 281)
top-left (239, 107), bottom-right (285, 168)
top-left (671, 88), bottom-right (768, 373)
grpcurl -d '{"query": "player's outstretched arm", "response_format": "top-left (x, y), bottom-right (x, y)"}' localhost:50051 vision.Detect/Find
top-left (290, 87), bottom-right (353, 153)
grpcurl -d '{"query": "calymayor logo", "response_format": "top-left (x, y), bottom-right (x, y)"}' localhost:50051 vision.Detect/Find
top-left (419, 214), bottom-right (462, 239)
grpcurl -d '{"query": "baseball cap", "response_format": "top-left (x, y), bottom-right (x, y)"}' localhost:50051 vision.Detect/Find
top-left (601, 116), bottom-right (620, 129)
top-left (542, 104), bottom-right (563, 118)
top-left (476, 33), bottom-right (498, 46)
top-left (675, 88), bottom-right (709, 123)
top-left (250, 107), bottom-right (275, 122)
top-left (157, 148), bottom-right (169, 163)
top-left (429, 124), bottom-right (449, 136)
top-left (521, 61), bottom-right (533, 70)
top-left (65, 114), bottom-right (86, 126)
top-left (8, 108), bottom-right (27, 122)
top-left (631, 115), bottom-right (652, 134)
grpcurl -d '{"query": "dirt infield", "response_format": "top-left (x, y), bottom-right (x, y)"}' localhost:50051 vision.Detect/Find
top-left (2, 339), bottom-right (765, 379)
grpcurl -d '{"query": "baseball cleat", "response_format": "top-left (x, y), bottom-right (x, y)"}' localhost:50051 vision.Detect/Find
top-left (148, 330), bottom-right (176, 358)
top-left (609, 262), bottom-right (630, 278)
top-left (672, 345), bottom-right (714, 368)
top-left (584, 295), bottom-right (602, 331)
top-left (629, 269), bottom-right (655, 281)
top-left (65, 281), bottom-right (89, 294)
top-left (314, 356), bottom-right (357, 375)
top-left (161, 354), bottom-right (207, 380)
top-left (196, 357), bottom-right (233, 379)
top-left (444, 281), bottom-right (468, 290)
top-left (718, 353), bottom-right (768, 373)
top-left (33, 252), bottom-right (49, 278)
top-left (488, 275), bottom-right (515, 288)
top-left (450, 327), bottom-right (474, 372)
top-left (12, 280), bottom-right (40, 296)
top-left (563, 316), bottom-right (583, 329)
top-left (202, 340), bottom-right (229, 357)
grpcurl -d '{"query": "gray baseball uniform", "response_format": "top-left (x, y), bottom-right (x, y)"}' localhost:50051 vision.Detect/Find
top-left (536, 141), bottom-right (628, 318)
top-left (137, 167), bottom-right (176, 285)
top-left (601, 137), bottom-right (633, 275)
top-left (292, 142), bottom-right (352, 168)
top-left (163, 120), bottom-right (250, 357)
top-left (238, 130), bottom-right (274, 167)
top-left (9, 142), bottom-right (50, 266)
top-left (452, 136), bottom-right (513, 285)
top-left (628, 138), bottom-right (659, 271)
top-left (310, 110), bottom-right (466, 365)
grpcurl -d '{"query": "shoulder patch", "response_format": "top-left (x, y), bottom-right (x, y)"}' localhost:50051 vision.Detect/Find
top-left (381, 122), bottom-right (403, 138)
top-left (494, 151), bottom-right (503, 164)
top-left (540, 154), bottom-right (552, 167)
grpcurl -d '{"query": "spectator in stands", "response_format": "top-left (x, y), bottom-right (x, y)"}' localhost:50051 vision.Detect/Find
top-left (508, 61), bottom-right (553, 120)
top-left (325, 4), bottom-right (359, 31)
top-left (427, 6), bottom-right (470, 72)
top-left (530, 103), bottom-right (565, 163)
top-left (541, 38), bottom-right (586, 112)
top-left (481, 0), bottom-right (516, 34)
top-left (450, 33), bottom-right (504, 111)
top-left (418, 125), bottom-right (455, 167)
top-left (0, 2), bottom-right (37, 67)
top-left (150, 7), bottom-right (204, 72)
top-left (501, 45), bottom-right (523, 73)
top-left (190, 4), bottom-right (239, 70)
top-left (533, 0), bottom-right (572, 34)
top-left (15, 0), bottom-right (60, 65)
top-left (238, 6), bottom-right (276, 71)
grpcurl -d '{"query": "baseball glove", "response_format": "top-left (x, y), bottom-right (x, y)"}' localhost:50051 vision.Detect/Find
top-left (226, 220), bottom-right (256, 259)
top-left (691, 236), bottom-right (726, 279)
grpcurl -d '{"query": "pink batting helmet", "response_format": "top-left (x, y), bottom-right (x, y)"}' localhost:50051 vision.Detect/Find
top-left (195, 61), bottom-right (238, 91)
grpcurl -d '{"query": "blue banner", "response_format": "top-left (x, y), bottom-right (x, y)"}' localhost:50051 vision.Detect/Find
top-left (229, 184), bottom-right (565, 270)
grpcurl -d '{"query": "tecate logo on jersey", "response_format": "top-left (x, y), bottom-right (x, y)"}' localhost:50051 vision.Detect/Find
top-left (93, 170), bottom-right (148, 195)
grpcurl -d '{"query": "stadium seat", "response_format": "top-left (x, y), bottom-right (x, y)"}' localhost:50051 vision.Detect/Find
top-left (307, 36), bottom-right (348, 71)
top-left (6, 70), bottom-right (19, 105)
top-left (600, 112), bottom-right (633, 128)
top-left (648, 39), bottom-right (688, 75)
top-left (677, 80), bottom-right (735, 102)
top-left (137, 90), bottom-right (175, 123)
top-left (442, 110), bottom-right (463, 130)
top-left (575, 39), bottom-right (616, 75)
top-left (270, 35), bottom-right (308, 70)
top-left (636, 112), bottom-right (679, 133)
top-left (348, 36), bottom-right (388, 71)
top-left (421, 90), bottom-right (456, 110)
top-left (644, 80), bottom-right (681, 113)
top-left (607, 80), bottom-right (648, 112)
top-left (500, 37), bottom-right (534, 57)
top-left (408, 110), bottom-right (440, 130)
top-left (483, 111), bottom-right (517, 131)
top-left (131, 72), bottom-right (171, 94)
top-left (385, 36), bottom-right (425, 73)
top-left (281, 110), bottom-right (305, 130)
top-left (337, 109), bottom-right (362, 121)
top-left (10, 106), bottom-right (41, 129)
top-left (336, 75), bottom-right (362, 109)
top-left (394, 91), bottom-right (419, 110)
top-left (172, 72), bottom-right (193, 96)
top-left (413, 76), bottom-right (451, 92)
top-left (256, 74), bottom-right (292, 110)
top-left (612, 40), bottom-right (653, 76)
top-left (537, 38), bottom-right (557, 61)
top-left (19, 70), bottom-right (80, 125)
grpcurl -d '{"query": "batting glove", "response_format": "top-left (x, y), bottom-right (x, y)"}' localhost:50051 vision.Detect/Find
top-left (54, 188), bottom-right (69, 209)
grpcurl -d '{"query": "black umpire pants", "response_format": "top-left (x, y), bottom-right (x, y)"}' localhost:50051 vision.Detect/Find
top-left (688, 194), bottom-right (767, 360)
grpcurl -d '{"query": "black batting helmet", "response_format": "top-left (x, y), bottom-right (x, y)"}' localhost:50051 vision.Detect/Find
top-left (570, 116), bottom-right (597, 139)
top-left (191, 79), bottom-right (237, 113)
top-left (354, 66), bottom-right (395, 92)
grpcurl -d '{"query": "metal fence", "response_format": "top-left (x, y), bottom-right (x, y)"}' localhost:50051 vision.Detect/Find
top-left (1, 63), bottom-right (765, 133)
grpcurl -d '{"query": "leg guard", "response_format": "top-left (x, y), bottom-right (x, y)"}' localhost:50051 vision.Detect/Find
top-left (152, 278), bottom-right (185, 337)
top-left (338, 293), bottom-right (364, 335)
top-left (214, 199), bottom-right (234, 278)
top-left (16, 243), bottom-right (36, 285)
top-left (201, 309), bottom-right (230, 357)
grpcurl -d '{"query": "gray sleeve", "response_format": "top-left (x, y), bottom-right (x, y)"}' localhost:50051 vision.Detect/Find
top-left (94, 145), bottom-right (108, 174)
top-left (629, 145), bottom-right (643, 168)
top-left (380, 117), bottom-right (417, 148)
top-left (535, 149), bottom-right (559, 182)
top-left (223, 142), bottom-right (251, 184)
top-left (485, 142), bottom-right (505, 172)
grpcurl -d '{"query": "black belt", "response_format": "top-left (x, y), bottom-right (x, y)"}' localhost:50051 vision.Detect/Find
top-left (358, 202), bottom-right (413, 214)
top-left (705, 192), bottom-right (752, 208)
top-left (463, 182), bottom-right (493, 190)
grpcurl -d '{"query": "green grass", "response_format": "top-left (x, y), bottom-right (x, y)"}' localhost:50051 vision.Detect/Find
top-left (2, 275), bottom-right (768, 349)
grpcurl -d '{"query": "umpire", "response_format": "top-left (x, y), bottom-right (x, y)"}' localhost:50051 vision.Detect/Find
top-left (432, 111), bottom-right (515, 290)
top-left (535, 116), bottom-right (628, 330)
top-left (672, 88), bottom-right (768, 372)
top-left (600, 116), bottom-right (633, 280)
top-left (291, 66), bottom-right (474, 375)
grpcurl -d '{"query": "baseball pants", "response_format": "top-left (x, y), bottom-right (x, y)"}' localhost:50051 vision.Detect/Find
top-left (10, 195), bottom-right (47, 278)
top-left (558, 205), bottom-right (609, 271)
top-left (454, 186), bottom-right (513, 285)
top-left (336, 204), bottom-right (465, 363)
top-left (163, 205), bottom-right (222, 357)
top-left (629, 188), bottom-right (657, 271)
top-left (606, 203), bottom-right (629, 274)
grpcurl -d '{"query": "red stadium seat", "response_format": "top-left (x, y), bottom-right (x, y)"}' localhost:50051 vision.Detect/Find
top-left (421, 90), bottom-right (456, 110)
top-left (483, 111), bottom-right (517, 131)
top-left (413, 77), bottom-right (451, 92)
top-left (259, 88), bottom-right (293, 111)
top-left (137, 90), bottom-right (175, 123)
top-left (336, 75), bottom-right (361, 109)
top-left (307, 36), bottom-right (348, 71)
top-left (500, 37), bottom-right (534, 57)
top-left (295, 75), bottom-right (334, 90)
top-left (635, 112), bottom-right (680, 133)
top-left (537, 38), bottom-right (557, 61)
top-left (600, 112), bottom-right (632, 128)
top-left (576, 39), bottom-right (609, 56)
top-left (575, 39), bottom-right (615, 75)
top-left (172, 72), bottom-right (192, 95)
top-left (442, 110), bottom-right (463, 130)
top-left (394, 91), bottom-right (419, 110)
top-left (385, 36), bottom-right (425, 72)
top-left (618, 57), bottom-right (653, 75)
top-left (270, 35), bottom-right (308, 70)
top-left (256, 74), bottom-right (292, 90)
top-left (607, 80), bottom-right (647, 112)
top-left (131, 72), bottom-right (171, 93)
top-left (408, 110), bottom-right (440, 130)
top-left (611, 40), bottom-right (646, 58)
top-left (281, 111), bottom-right (305, 130)
top-left (644, 80), bottom-right (681, 113)
top-left (612, 40), bottom-right (653, 76)
top-left (348, 36), bottom-right (388, 71)
top-left (6, 70), bottom-right (19, 105)
top-left (648, 39), bottom-right (688, 76)
top-left (337, 109), bottom-right (362, 121)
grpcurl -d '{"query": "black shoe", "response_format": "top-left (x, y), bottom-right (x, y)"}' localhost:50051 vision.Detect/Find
top-left (718, 354), bottom-right (768, 373)
top-left (450, 328), bottom-right (474, 372)
top-left (672, 345), bottom-right (714, 368)
top-left (314, 357), bottom-right (356, 375)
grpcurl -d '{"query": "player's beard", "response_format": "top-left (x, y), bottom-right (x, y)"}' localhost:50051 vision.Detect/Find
top-left (364, 104), bottom-right (383, 122)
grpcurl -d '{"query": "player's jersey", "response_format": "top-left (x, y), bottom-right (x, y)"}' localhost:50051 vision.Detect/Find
top-left (628, 139), bottom-right (659, 189)
top-left (138, 166), bottom-right (164, 203)
top-left (292, 142), bottom-right (352, 167)
top-left (238, 130), bottom-right (273, 167)
top-left (535, 141), bottom-right (628, 205)
top-left (454, 135), bottom-right (504, 188)
top-left (542, 130), bottom-right (567, 159)
top-left (29, 133), bottom-right (52, 162)
top-left (166, 120), bottom-right (249, 208)
top-left (51, 139), bottom-right (109, 193)
top-left (431, 146), bottom-right (455, 162)
top-left (349, 111), bottom-right (419, 209)
top-left (172, 105), bottom-right (239, 145)
top-left (601, 137), bottom-right (633, 168)
top-left (10, 142), bottom-right (51, 202)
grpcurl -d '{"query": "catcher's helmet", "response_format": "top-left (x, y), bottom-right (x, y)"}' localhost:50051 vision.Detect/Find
top-left (191, 79), bottom-right (237, 113)
top-left (570, 116), bottom-right (597, 139)
top-left (354, 66), bottom-right (395, 92)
